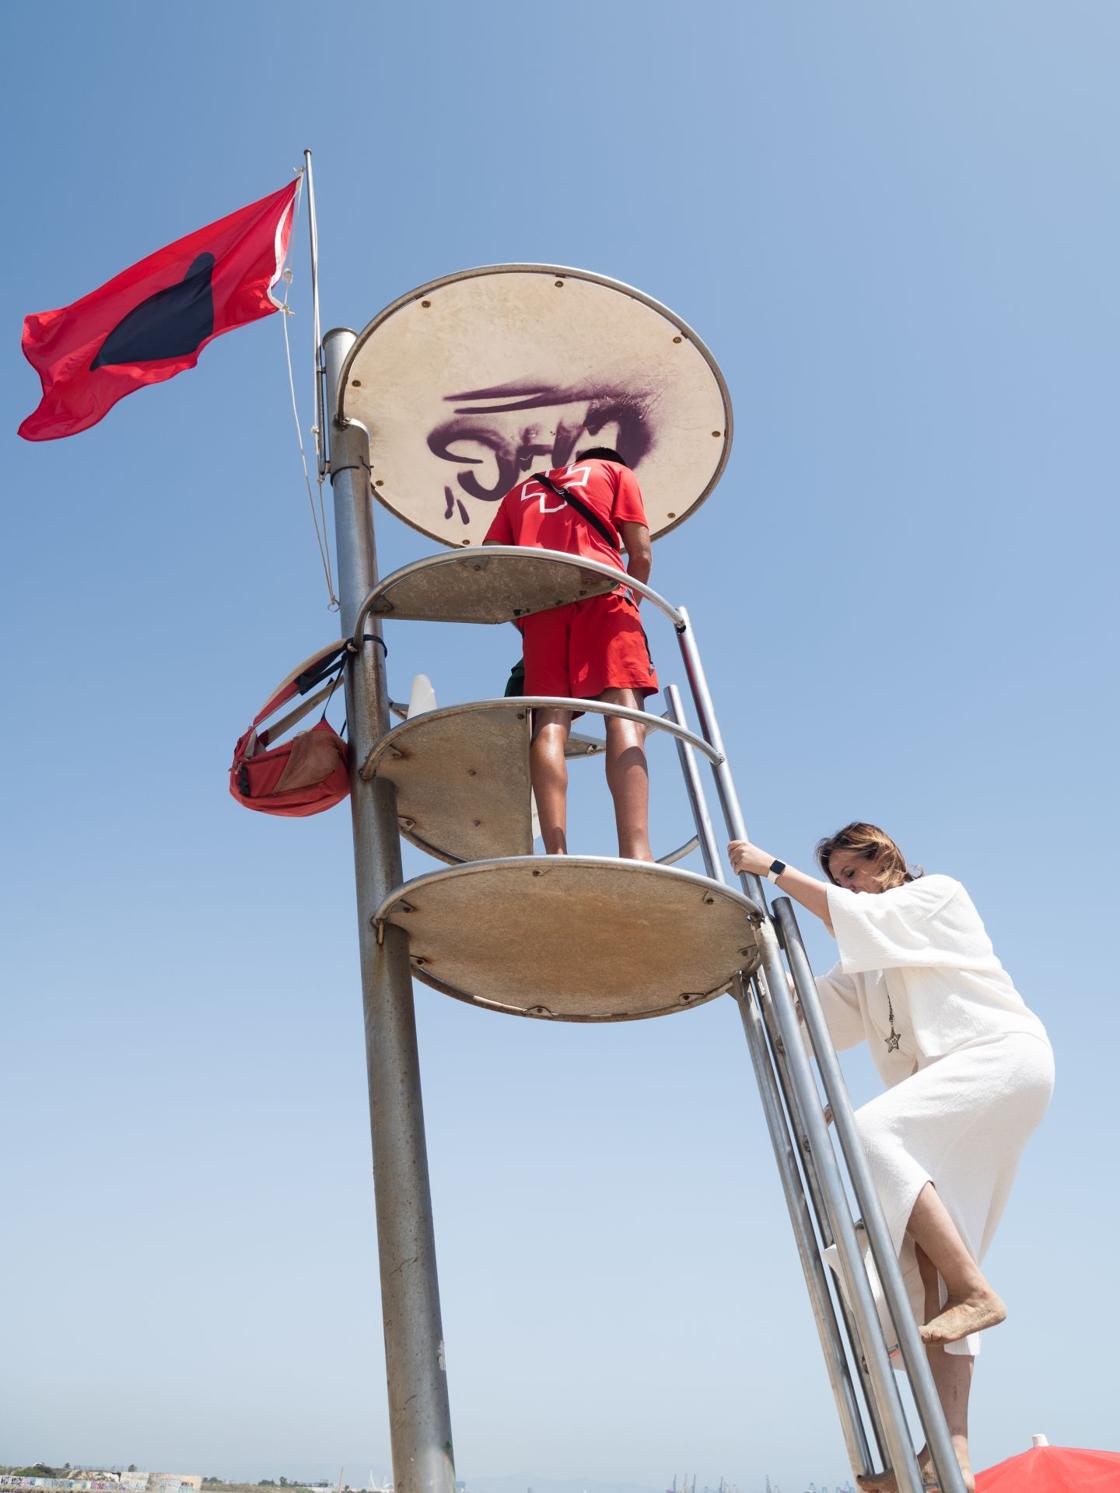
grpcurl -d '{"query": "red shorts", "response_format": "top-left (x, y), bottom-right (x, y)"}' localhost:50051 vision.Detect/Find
top-left (520, 590), bottom-right (659, 701)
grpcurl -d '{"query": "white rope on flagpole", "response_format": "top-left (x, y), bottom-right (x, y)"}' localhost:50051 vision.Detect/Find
top-left (279, 167), bottom-right (339, 611)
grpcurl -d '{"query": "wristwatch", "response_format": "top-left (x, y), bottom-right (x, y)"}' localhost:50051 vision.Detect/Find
top-left (767, 859), bottom-right (787, 884)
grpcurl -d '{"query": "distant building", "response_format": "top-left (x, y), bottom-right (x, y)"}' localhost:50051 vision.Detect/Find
top-left (149, 1478), bottom-right (202, 1493)
top-left (1, 1474), bottom-right (200, 1493)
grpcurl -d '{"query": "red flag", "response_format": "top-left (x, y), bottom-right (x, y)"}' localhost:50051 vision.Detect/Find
top-left (18, 178), bottom-right (299, 441)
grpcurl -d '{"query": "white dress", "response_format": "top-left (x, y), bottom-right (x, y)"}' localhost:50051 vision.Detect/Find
top-left (816, 874), bottom-right (1054, 1360)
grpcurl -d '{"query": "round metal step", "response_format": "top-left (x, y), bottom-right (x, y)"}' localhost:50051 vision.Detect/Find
top-left (373, 857), bottom-right (764, 1022)
top-left (364, 700), bottom-right (535, 863)
top-left (357, 547), bottom-right (623, 626)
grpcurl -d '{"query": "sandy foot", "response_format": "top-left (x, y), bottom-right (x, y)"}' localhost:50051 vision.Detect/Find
top-left (856, 1449), bottom-right (974, 1492)
top-left (920, 1290), bottom-right (1006, 1345)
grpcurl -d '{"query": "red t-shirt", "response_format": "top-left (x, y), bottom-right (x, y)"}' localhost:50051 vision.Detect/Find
top-left (483, 459), bottom-right (649, 575)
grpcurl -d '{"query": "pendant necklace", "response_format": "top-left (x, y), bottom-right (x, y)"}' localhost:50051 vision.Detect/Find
top-left (884, 985), bottom-right (902, 1053)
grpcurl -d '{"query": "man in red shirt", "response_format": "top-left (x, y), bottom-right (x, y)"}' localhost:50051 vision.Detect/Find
top-left (483, 447), bottom-right (658, 861)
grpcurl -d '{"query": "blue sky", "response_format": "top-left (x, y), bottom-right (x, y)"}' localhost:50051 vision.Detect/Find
top-left (2, 2), bottom-right (1117, 1490)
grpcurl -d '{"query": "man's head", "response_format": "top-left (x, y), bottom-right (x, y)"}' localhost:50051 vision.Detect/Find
top-left (576, 446), bottom-right (629, 467)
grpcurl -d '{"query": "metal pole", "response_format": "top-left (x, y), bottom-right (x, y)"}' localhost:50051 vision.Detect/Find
top-left (733, 977), bottom-right (872, 1479)
top-left (666, 674), bottom-right (878, 1469)
top-left (755, 974), bottom-right (890, 1468)
top-left (774, 898), bottom-right (967, 1493)
top-left (672, 609), bottom-right (926, 1492)
top-left (673, 608), bottom-right (765, 905)
top-left (753, 923), bottom-right (926, 1493)
top-left (324, 328), bottom-right (456, 1493)
top-left (304, 148), bottom-right (326, 479)
top-left (663, 684), bottom-right (724, 881)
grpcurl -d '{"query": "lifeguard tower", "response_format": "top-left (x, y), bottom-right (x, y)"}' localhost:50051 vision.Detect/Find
top-left (317, 266), bottom-right (967, 1493)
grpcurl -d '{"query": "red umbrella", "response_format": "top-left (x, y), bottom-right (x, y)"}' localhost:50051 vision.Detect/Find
top-left (977, 1436), bottom-right (1120, 1491)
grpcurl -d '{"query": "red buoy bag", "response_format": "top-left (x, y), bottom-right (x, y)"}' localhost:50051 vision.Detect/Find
top-left (230, 640), bottom-right (352, 818)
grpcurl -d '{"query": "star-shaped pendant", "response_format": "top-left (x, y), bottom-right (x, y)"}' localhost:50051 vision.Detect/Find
top-left (886, 1030), bottom-right (902, 1053)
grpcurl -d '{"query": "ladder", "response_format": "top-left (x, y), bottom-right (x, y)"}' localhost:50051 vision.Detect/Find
top-left (318, 269), bottom-right (969, 1493)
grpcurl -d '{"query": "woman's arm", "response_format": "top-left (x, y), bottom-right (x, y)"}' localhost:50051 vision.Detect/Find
top-left (727, 838), bottom-right (834, 933)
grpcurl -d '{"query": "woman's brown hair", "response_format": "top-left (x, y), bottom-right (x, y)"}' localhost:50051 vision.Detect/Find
top-left (815, 822), bottom-right (920, 890)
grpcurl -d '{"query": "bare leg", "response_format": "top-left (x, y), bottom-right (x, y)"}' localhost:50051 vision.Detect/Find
top-left (918, 1245), bottom-right (975, 1491)
top-left (856, 1250), bottom-right (975, 1493)
top-left (530, 707), bottom-right (572, 854)
top-left (907, 1183), bottom-right (1005, 1346)
top-left (599, 688), bottom-right (652, 861)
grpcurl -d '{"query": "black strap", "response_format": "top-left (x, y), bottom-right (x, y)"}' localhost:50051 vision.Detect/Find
top-left (533, 471), bottom-right (621, 552)
top-left (318, 667), bottom-right (346, 724)
top-left (295, 635), bottom-right (387, 698)
top-left (295, 642), bottom-right (351, 696)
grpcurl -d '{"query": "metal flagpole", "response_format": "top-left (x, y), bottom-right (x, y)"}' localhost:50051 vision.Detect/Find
top-left (323, 327), bottom-right (456, 1493)
top-left (303, 148), bottom-right (327, 480)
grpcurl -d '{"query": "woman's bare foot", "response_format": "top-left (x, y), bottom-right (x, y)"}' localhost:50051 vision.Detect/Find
top-left (855, 1452), bottom-right (930, 1492)
top-left (855, 1447), bottom-right (974, 1492)
top-left (920, 1290), bottom-right (1006, 1345)
top-left (923, 1450), bottom-right (975, 1492)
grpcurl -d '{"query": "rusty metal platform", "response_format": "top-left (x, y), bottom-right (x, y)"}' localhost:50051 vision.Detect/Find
top-left (364, 701), bottom-right (534, 864)
top-left (357, 548), bottom-right (618, 626)
top-left (373, 857), bottom-right (764, 1021)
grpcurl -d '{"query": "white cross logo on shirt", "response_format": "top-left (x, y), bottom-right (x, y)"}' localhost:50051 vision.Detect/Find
top-left (521, 464), bottom-right (592, 514)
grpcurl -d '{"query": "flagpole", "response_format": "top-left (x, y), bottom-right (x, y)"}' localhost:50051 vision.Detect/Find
top-left (304, 147), bottom-right (327, 477)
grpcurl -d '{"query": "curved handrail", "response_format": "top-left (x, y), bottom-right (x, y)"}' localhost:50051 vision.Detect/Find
top-left (658, 834), bottom-right (700, 867)
top-left (373, 853), bottom-right (766, 924)
top-left (395, 821), bottom-right (698, 873)
top-left (353, 546), bottom-right (684, 638)
top-left (361, 695), bottom-right (724, 775)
